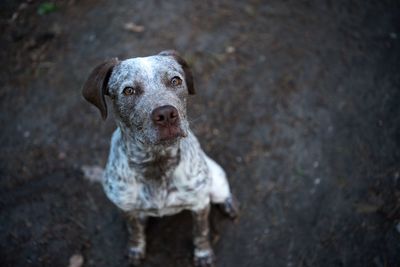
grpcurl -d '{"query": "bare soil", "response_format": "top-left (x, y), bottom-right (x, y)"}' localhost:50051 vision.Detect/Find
top-left (1, 1), bottom-right (399, 266)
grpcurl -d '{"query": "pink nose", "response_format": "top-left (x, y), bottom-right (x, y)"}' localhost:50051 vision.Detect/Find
top-left (151, 105), bottom-right (179, 127)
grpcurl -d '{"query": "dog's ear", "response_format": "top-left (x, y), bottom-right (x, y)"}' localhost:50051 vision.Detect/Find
top-left (82, 58), bottom-right (119, 120)
top-left (159, 50), bottom-right (195, 95)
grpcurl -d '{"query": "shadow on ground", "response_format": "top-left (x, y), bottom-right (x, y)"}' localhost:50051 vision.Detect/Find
top-left (1, 1), bottom-right (399, 266)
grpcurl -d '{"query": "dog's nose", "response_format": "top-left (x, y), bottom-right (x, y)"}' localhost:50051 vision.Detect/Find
top-left (151, 105), bottom-right (179, 127)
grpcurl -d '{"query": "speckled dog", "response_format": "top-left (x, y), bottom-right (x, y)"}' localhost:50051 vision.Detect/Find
top-left (82, 51), bottom-right (238, 267)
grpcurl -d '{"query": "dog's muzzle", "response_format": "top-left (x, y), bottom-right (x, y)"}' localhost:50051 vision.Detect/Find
top-left (151, 105), bottom-right (185, 142)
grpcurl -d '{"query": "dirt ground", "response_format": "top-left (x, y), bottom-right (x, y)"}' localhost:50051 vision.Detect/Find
top-left (1, 0), bottom-right (399, 266)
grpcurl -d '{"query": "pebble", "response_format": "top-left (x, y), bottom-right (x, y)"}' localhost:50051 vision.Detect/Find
top-left (225, 46), bottom-right (235, 54)
top-left (58, 152), bottom-right (66, 160)
top-left (68, 254), bottom-right (84, 267)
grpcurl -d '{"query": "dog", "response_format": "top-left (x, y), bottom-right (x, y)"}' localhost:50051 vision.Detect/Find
top-left (82, 50), bottom-right (238, 267)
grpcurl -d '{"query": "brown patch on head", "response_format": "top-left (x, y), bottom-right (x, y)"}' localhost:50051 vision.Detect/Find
top-left (158, 50), bottom-right (195, 95)
top-left (82, 58), bottom-right (119, 119)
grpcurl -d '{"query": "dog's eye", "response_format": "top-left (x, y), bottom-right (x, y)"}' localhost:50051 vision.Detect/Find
top-left (123, 87), bottom-right (139, 96)
top-left (171, 76), bottom-right (182, 86)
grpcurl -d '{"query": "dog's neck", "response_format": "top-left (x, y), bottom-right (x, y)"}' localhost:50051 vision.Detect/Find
top-left (118, 126), bottom-right (181, 165)
top-left (117, 126), bottom-right (181, 182)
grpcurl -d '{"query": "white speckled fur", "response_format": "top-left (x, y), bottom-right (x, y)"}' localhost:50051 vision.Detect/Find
top-left (100, 54), bottom-right (232, 217)
top-left (84, 52), bottom-right (235, 266)
top-left (103, 127), bottom-right (231, 217)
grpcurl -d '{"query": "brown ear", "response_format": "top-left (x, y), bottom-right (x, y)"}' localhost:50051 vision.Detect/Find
top-left (82, 58), bottom-right (119, 119)
top-left (159, 50), bottom-right (195, 95)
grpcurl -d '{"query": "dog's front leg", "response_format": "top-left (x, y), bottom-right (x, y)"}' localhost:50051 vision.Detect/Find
top-left (192, 205), bottom-right (214, 267)
top-left (126, 214), bottom-right (147, 266)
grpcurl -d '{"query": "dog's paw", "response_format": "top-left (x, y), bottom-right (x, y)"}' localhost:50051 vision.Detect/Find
top-left (194, 249), bottom-right (215, 267)
top-left (219, 195), bottom-right (239, 220)
top-left (128, 246), bottom-right (145, 266)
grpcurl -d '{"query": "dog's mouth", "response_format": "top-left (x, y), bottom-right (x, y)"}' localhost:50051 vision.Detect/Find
top-left (156, 126), bottom-right (187, 144)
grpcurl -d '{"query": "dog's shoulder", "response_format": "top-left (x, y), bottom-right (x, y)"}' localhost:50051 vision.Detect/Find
top-left (106, 128), bottom-right (129, 173)
top-left (103, 129), bottom-right (140, 211)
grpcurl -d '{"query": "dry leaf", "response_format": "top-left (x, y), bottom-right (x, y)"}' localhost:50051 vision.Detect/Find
top-left (123, 22), bottom-right (145, 33)
top-left (354, 203), bottom-right (381, 214)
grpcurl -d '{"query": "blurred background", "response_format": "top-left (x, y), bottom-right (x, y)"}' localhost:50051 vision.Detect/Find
top-left (1, 1), bottom-right (399, 266)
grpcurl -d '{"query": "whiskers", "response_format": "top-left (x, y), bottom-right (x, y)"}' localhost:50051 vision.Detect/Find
top-left (187, 115), bottom-right (206, 131)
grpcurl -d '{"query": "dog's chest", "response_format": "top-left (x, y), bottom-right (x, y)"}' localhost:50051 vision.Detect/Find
top-left (104, 156), bottom-right (210, 216)
top-left (134, 160), bottom-right (210, 216)
top-left (103, 131), bottom-right (211, 216)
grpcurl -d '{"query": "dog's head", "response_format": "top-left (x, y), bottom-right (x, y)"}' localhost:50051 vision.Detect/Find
top-left (82, 50), bottom-right (195, 145)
